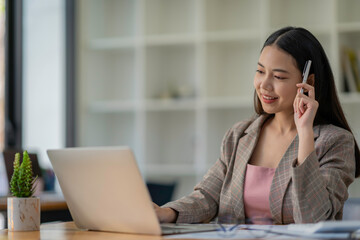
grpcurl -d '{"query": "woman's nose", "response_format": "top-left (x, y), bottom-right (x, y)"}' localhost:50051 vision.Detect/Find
top-left (260, 75), bottom-right (273, 91)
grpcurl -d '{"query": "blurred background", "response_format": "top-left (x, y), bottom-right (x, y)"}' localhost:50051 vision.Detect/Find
top-left (1, 0), bottom-right (360, 226)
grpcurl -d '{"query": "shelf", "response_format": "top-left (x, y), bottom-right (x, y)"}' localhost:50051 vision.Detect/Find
top-left (79, 112), bottom-right (137, 149)
top-left (338, 23), bottom-right (360, 33)
top-left (144, 0), bottom-right (196, 36)
top-left (88, 99), bottom-right (200, 113)
top-left (337, 0), bottom-right (360, 24)
top-left (205, 0), bottom-right (261, 32)
top-left (339, 93), bottom-right (360, 105)
top-left (145, 44), bottom-right (196, 99)
top-left (205, 97), bottom-right (253, 109)
top-left (339, 32), bottom-right (360, 52)
top-left (268, 0), bottom-right (332, 30)
top-left (145, 34), bottom-right (196, 46)
top-left (145, 99), bottom-right (197, 112)
top-left (88, 100), bottom-right (137, 113)
top-left (85, 0), bottom-right (137, 39)
top-left (83, 49), bottom-right (136, 102)
top-left (87, 37), bottom-right (137, 50)
top-left (205, 40), bottom-right (260, 98)
top-left (145, 111), bottom-right (196, 165)
top-left (77, 0), bottom-right (360, 198)
top-left (205, 30), bottom-right (260, 42)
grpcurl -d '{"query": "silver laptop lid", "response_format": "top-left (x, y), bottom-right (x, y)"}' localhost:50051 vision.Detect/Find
top-left (47, 146), bottom-right (161, 235)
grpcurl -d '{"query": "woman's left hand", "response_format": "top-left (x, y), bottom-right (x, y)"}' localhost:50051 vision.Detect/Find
top-left (293, 83), bottom-right (319, 131)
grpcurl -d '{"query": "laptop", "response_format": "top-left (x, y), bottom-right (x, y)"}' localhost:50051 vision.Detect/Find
top-left (47, 146), bottom-right (218, 235)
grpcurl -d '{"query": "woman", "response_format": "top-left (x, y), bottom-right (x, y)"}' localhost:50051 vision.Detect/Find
top-left (153, 26), bottom-right (360, 224)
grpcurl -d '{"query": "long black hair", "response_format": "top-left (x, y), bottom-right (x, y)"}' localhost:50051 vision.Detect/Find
top-left (254, 26), bottom-right (360, 177)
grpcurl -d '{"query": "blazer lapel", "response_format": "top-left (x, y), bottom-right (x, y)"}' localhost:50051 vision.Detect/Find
top-left (269, 134), bottom-right (298, 224)
top-left (231, 114), bottom-right (270, 221)
top-left (269, 125), bottom-right (320, 223)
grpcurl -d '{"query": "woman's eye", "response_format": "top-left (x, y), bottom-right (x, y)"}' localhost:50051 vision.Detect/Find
top-left (256, 69), bottom-right (264, 74)
top-left (274, 75), bottom-right (286, 80)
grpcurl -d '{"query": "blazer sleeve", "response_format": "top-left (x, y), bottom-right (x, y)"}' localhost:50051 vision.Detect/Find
top-left (291, 127), bottom-right (356, 223)
top-left (161, 128), bottom-right (234, 223)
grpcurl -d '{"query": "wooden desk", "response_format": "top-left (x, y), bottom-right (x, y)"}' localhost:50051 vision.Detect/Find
top-left (1, 221), bottom-right (351, 240)
top-left (0, 222), bottom-right (165, 240)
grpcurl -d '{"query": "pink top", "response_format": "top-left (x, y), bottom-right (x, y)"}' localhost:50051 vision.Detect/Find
top-left (243, 164), bottom-right (276, 220)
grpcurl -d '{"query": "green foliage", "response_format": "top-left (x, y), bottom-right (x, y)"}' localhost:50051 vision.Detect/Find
top-left (0, 0), bottom-right (4, 14)
top-left (9, 151), bottom-right (37, 198)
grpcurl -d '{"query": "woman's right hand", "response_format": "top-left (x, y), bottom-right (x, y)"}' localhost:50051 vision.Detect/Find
top-left (152, 203), bottom-right (178, 223)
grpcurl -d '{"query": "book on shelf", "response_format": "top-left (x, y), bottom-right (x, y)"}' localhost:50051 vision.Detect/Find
top-left (342, 47), bottom-right (360, 93)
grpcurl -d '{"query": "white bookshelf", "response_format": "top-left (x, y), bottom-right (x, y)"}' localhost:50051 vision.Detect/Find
top-left (77, 0), bottom-right (360, 199)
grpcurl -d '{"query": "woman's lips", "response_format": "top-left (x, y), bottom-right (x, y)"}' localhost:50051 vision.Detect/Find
top-left (262, 94), bottom-right (278, 104)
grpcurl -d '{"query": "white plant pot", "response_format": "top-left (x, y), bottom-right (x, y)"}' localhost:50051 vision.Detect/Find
top-left (7, 197), bottom-right (40, 231)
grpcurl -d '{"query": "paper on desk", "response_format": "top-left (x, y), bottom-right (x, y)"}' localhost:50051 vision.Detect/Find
top-left (248, 225), bottom-right (352, 239)
top-left (165, 225), bottom-right (355, 239)
top-left (165, 229), bottom-right (279, 239)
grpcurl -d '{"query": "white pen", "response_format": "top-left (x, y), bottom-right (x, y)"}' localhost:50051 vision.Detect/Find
top-left (300, 60), bottom-right (312, 94)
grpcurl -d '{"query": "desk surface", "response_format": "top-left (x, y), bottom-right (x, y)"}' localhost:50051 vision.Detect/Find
top-left (0, 193), bottom-right (68, 211)
top-left (0, 221), bottom-right (343, 240)
top-left (0, 222), bottom-right (167, 240)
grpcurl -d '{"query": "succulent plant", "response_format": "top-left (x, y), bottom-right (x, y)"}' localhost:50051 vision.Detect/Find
top-left (10, 151), bottom-right (37, 198)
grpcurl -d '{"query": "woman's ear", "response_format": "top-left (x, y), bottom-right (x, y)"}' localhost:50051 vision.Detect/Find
top-left (307, 74), bottom-right (315, 86)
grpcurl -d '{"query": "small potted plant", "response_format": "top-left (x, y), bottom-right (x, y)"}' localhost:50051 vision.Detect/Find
top-left (7, 151), bottom-right (40, 231)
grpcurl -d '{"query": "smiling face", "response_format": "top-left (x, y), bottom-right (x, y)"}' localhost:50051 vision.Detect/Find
top-left (254, 45), bottom-right (303, 115)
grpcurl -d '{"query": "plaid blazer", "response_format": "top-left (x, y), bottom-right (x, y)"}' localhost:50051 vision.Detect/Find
top-left (163, 114), bottom-right (356, 224)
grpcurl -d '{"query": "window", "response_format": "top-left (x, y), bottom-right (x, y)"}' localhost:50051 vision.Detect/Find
top-left (0, 0), bottom-right (4, 150)
top-left (22, 0), bottom-right (65, 168)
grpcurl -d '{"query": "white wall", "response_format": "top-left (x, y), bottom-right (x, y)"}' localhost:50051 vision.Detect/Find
top-left (22, 0), bottom-right (65, 169)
